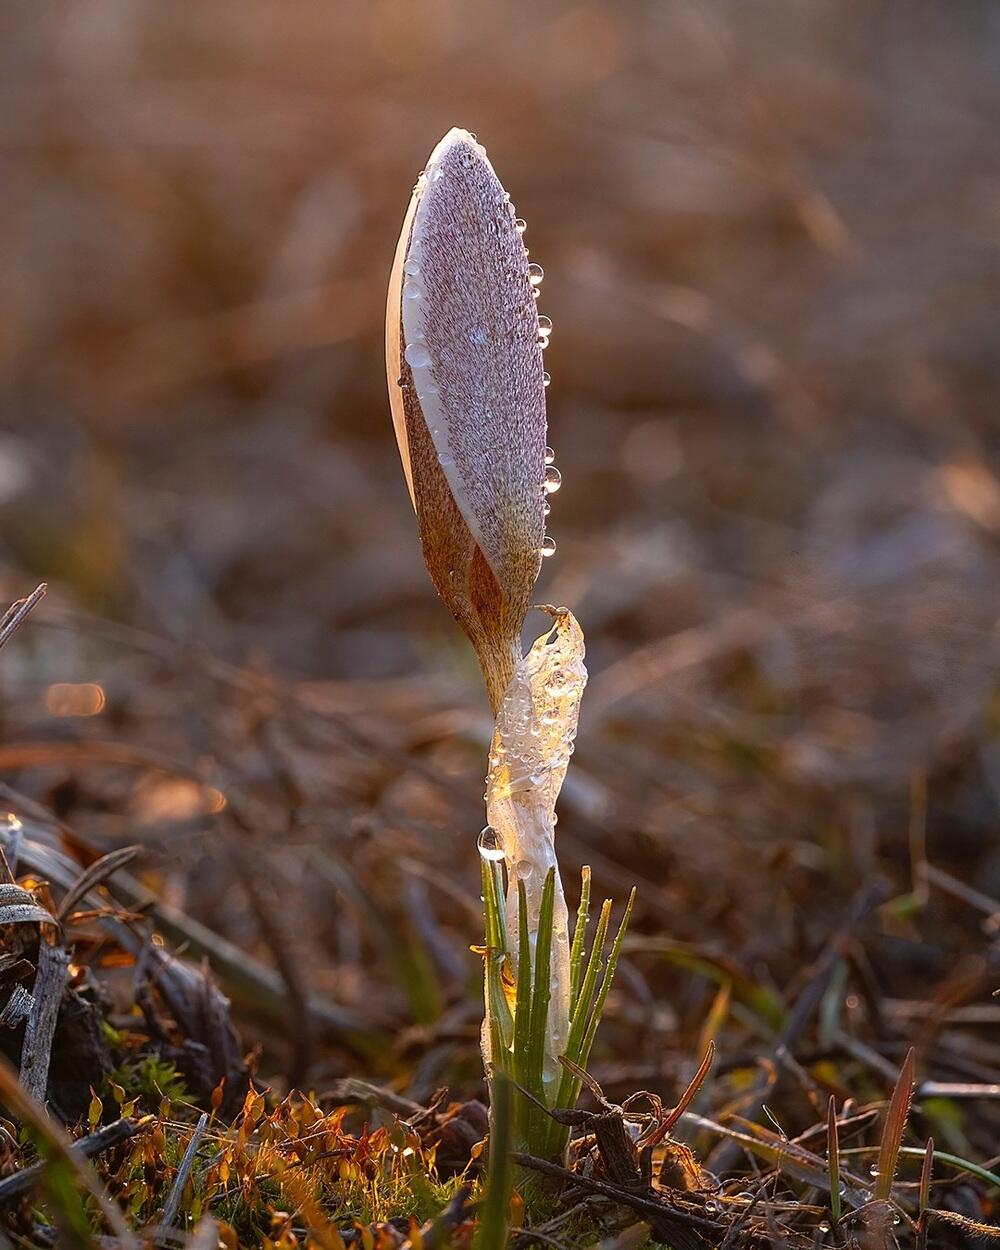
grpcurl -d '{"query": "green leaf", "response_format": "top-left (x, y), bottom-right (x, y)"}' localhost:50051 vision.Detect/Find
top-left (477, 1072), bottom-right (513, 1250)
top-left (568, 866), bottom-right (591, 1010)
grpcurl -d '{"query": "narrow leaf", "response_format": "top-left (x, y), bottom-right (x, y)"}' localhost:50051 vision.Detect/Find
top-left (828, 1095), bottom-right (842, 1224)
top-left (569, 866), bottom-right (591, 1010)
top-left (875, 1047), bottom-right (916, 1201)
top-left (662, 1040), bottom-right (715, 1134)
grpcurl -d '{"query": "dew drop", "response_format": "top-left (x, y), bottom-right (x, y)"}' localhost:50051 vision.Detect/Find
top-left (516, 860), bottom-right (534, 880)
top-left (542, 500), bottom-right (551, 516)
top-left (869, 1165), bottom-right (880, 1177)
top-left (537, 314), bottom-right (553, 335)
top-left (439, 452), bottom-right (454, 468)
top-left (532, 288), bottom-right (541, 300)
top-left (540, 535), bottom-right (557, 558)
top-left (515, 218), bottom-right (527, 233)
top-left (542, 372), bottom-right (551, 388)
top-left (528, 263), bottom-right (544, 286)
top-left (544, 446), bottom-right (555, 464)
top-left (403, 280), bottom-right (422, 301)
top-left (544, 466), bottom-right (562, 494)
top-left (403, 258), bottom-right (421, 277)
top-left (404, 342), bottom-right (431, 368)
top-left (818, 1221), bottom-right (830, 1234)
top-left (477, 826), bottom-right (505, 861)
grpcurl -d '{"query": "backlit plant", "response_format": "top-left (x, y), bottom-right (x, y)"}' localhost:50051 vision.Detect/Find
top-left (385, 129), bottom-right (634, 1170)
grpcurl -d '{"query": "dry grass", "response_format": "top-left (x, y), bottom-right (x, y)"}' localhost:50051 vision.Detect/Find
top-left (0, 4), bottom-right (998, 1246)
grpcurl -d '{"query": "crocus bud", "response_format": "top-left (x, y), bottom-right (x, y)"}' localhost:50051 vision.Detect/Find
top-left (386, 128), bottom-right (548, 712)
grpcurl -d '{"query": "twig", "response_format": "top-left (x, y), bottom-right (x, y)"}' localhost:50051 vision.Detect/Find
top-left (510, 1151), bottom-right (725, 1240)
top-left (19, 941), bottom-right (70, 1102)
top-left (0, 584), bottom-right (46, 652)
top-left (156, 1112), bottom-right (208, 1240)
top-left (0, 1117), bottom-right (150, 1203)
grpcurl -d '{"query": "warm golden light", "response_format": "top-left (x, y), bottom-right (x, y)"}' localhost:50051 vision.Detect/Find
top-left (44, 682), bottom-right (106, 717)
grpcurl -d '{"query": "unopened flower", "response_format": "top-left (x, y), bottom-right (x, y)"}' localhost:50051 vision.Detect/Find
top-left (385, 131), bottom-right (630, 1177)
top-left (385, 128), bottom-right (548, 712)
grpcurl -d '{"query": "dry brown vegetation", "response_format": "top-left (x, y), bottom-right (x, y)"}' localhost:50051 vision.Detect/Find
top-left (0, 4), bottom-right (998, 1246)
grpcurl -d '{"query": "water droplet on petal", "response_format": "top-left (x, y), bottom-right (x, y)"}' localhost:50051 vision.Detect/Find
top-left (515, 218), bottom-right (527, 233)
top-left (528, 263), bottom-right (544, 286)
top-left (403, 258), bottom-right (421, 277)
top-left (542, 500), bottom-right (551, 516)
top-left (477, 826), bottom-right (505, 861)
top-left (544, 466), bottom-right (562, 494)
top-left (544, 446), bottom-right (555, 464)
top-left (537, 314), bottom-right (553, 335)
top-left (403, 280), bottom-right (422, 301)
top-left (540, 535), bottom-right (557, 557)
top-left (542, 372), bottom-right (551, 388)
top-left (516, 860), bottom-right (534, 880)
top-left (404, 342), bottom-right (431, 368)
top-left (439, 452), bottom-right (454, 468)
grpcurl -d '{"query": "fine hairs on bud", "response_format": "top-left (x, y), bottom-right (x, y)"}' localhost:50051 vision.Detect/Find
top-left (386, 128), bottom-right (547, 713)
top-left (386, 129), bottom-right (629, 1170)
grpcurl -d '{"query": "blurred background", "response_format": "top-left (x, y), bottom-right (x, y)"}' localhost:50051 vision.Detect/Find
top-left (1, 0), bottom-right (998, 1122)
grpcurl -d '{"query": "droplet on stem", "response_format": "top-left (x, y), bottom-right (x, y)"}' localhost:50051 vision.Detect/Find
top-left (477, 825), bottom-right (505, 861)
top-left (540, 535), bottom-right (557, 557)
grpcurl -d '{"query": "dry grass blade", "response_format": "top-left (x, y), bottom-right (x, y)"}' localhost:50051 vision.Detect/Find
top-left (0, 583), bottom-right (46, 652)
top-left (916, 1137), bottom-right (934, 1250)
top-left (827, 1095), bottom-right (841, 1224)
top-left (58, 844), bottom-right (141, 921)
top-left (875, 1046), bottom-right (915, 1200)
top-left (157, 1111), bottom-right (208, 1240)
top-left (918, 1136), bottom-right (933, 1214)
top-left (662, 1041), bottom-right (715, 1133)
top-left (925, 1211), bottom-right (1000, 1241)
top-left (0, 883), bottom-right (57, 928)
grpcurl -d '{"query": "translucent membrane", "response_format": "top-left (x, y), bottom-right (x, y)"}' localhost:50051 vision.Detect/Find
top-left (483, 608), bottom-right (587, 1099)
